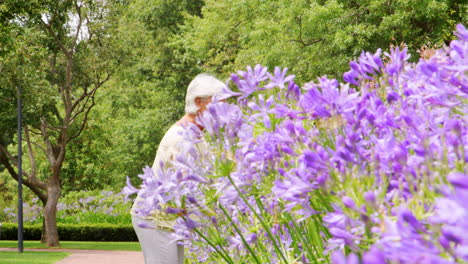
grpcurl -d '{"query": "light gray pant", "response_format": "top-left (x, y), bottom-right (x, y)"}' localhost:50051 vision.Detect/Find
top-left (132, 215), bottom-right (184, 264)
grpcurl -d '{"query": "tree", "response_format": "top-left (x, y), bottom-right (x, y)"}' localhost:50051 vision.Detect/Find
top-left (0, 0), bottom-right (121, 246)
top-left (172, 0), bottom-right (467, 82)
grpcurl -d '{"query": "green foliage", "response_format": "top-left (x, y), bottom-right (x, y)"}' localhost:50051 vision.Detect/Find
top-left (139, 0), bottom-right (203, 34)
top-left (1, 223), bottom-right (138, 241)
top-left (0, 24), bottom-right (50, 145)
top-left (2, 190), bottom-right (132, 225)
top-left (0, 170), bottom-right (17, 222)
top-left (174, 0), bottom-right (467, 82)
top-left (1, 223), bottom-right (42, 240)
top-left (0, 0), bottom-right (127, 193)
top-left (57, 190), bottom-right (132, 224)
top-left (61, 83), bottom-right (184, 191)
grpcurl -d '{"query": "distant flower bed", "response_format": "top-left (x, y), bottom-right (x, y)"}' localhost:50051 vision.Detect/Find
top-left (126, 25), bottom-right (467, 263)
top-left (3, 190), bottom-right (132, 225)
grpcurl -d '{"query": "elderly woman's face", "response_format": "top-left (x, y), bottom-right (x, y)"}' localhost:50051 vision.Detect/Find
top-left (196, 96), bottom-right (212, 114)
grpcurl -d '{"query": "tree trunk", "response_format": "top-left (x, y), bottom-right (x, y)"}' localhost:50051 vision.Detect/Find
top-left (41, 219), bottom-right (47, 243)
top-left (43, 177), bottom-right (61, 247)
top-left (39, 194), bottom-right (47, 243)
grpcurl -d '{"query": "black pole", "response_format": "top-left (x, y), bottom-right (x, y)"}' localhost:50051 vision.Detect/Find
top-left (17, 86), bottom-right (23, 253)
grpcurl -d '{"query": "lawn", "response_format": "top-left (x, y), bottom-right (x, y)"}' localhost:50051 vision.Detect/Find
top-left (0, 240), bottom-right (141, 251)
top-left (0, 251), bottom-right (70, 264)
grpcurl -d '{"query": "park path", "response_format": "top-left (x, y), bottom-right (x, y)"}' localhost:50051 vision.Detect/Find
top-left (0, 248), bottom-right (144, 264)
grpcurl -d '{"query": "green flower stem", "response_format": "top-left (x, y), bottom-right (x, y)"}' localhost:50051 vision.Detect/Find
top-left (283, 213), bottom-right (319, 264)
top-left (218, 203), bottom-right (262, 264)
top-left (191, 225), bottom-right (235, 264)
top-left (227, 175), bottom-right (289, 264)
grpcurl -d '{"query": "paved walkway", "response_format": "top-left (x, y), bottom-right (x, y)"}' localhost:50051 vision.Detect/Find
top-left (0, 248), bottom-right (144, 264)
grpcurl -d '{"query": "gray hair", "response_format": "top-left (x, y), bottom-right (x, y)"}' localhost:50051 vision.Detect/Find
top-left (185, 73), bottom-right (226, 114)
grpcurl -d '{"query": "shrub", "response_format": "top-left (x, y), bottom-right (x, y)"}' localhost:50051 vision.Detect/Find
top-left (0, 223), bottom-right (137, 241)
top-left (3, 190), bottom-right (133, 225)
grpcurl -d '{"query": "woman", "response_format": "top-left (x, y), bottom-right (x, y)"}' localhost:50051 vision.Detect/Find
top-left (131, 73), bottom-right (226, 264)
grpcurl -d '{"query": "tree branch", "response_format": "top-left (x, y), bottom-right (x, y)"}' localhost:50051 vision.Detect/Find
top-left (71, 0), bottom-right (84, 52)
top-left (68, 88), bottom-right (98, 143)
top-left (228, 18), bottom-right (247, 35)
top-left (31, 140), bottom-right (47, 155)
top-left (40, 118), bottom-right (57, 166)
top-left (70, 89), bottom-right (92, 116)
top-left (290, 15), bottom-right (323, 47)
top-left (0, 143), bottom-right (47, 203)
top-left (22, 126), bottom-right (47, 189)
top-left (69, 94), bottom-right (92, 125)
top-left (49, 54), bottom-right (68, 108)
top-left (69, 72), bottom-right (111, 124)
top-left (38, 18), bottom-right (70, 58)
top-left (0, 142), bottom-right (17, 166)
top-left (290, 38), bottom-right (323, 47)
top-left (24, 125), bottom-right (37, 176)
top-left (38, 118), bottom-right (64, 132)
top-left (39, 15), bottom-right (73, 113)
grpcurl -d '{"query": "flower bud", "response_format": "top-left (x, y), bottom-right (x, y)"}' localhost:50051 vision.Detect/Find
top-left (342, 196), bottom-right (357, 209)
top-left (364, 191), bottom-right (376, 204)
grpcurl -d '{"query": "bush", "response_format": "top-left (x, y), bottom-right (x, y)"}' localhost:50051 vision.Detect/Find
top-left (2, 190), bottom-right (133, 225)
top-left (0, 223), bottom-right (137, 241)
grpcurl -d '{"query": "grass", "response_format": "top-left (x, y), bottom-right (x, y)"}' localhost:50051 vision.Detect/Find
top-left (0, 240), bottom-right (141, 251)
top-left (0, 251), bottom-right (70, 264)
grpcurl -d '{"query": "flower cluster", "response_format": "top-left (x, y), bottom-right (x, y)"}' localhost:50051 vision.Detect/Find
top-left (323, 24), bottom-right (468, 264)
top-left (3, 190), bottom-right (132, 224)
top-left (125, 24), bottom-right (467, 263)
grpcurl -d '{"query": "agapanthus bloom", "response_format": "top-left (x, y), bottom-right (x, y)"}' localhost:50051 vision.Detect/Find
top-left (124, 24), bottom-right (468, 264)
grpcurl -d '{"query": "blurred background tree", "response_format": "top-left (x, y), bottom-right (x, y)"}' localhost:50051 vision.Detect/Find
top-left (0, 0), bottom-right (123, 246)
top-left (174, 0), bottom-right (467, 82)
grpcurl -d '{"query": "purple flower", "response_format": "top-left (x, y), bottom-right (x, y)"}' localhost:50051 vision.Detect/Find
top-left (441, 226), bottom-right (462, 244)
top-left (300, 77), bottom-right (359, 119)
top-left (364, 191), bottom-right (376, 205)
top-left (264, 66), bottom-right (295, 89)
top-left (247, 94), bottom-right (275, 128)
top-left (447, 172), bottom-right (468, 189)
top-left (331, 251), bottom-right (359, 264)
top-left (454, 24), bottom-right (468, 41)
top-left (343, 49), bottom-right (384, 86)
top-left (137, 221), bottom-right (155, 229)
top-left (362, 246), bottom-right (386, 264)
top-left (286, 81), bottom-right (301, 100)
top-left (183, 218), bottom-right (201, 229)
top-left (329, 227), bottom-right (360, 242)
top-left (122, 176), bottom-right (139, 199)
top-left (270, 103), bottom-right (304, 119)
top-left (165, 207), bottom-right (187, 215)
top-left (229, 64), bottom-right (269, 100)
top-left (384, 46), bottom-right (410, 76)
top-left (431, 197), bottom-right (466, 225)
top-left (342, 196), bottom-right (357, 210)
top-left (343, 69), bottom-right (359, 86)
top-left (245, 233), bottom-right (258, 244)
top-left (196, 100), bottom-right (244, 143)
top-left (399, 208), bottom-right (425, 232)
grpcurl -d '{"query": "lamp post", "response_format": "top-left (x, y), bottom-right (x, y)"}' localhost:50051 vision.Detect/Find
top-left (17, 86), bottom-right (23, 253)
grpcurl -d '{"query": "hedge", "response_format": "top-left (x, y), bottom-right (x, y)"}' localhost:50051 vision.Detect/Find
top-left (0, 223), bottom-right (138, 241)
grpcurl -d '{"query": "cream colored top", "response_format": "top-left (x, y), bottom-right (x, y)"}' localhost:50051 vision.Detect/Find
top-left (131, 125), bottom-right (186, 229)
